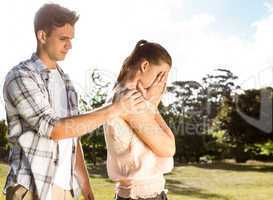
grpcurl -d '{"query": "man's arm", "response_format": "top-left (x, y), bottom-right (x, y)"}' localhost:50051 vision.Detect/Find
top-left (75, 140), bottom-right (94, 200)
top-left (50, 104), bottom-right (117, 140)
top-left (5, 71), bottom-right (144, 141)
top-left (50, 89), bottom-right (144, 140)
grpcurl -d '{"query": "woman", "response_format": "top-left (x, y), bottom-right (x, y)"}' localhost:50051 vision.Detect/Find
top-left (104, 40), bottom-right (176, 200)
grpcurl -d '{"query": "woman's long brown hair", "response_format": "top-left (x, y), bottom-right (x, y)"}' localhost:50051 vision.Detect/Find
top-left (116, 40), bottom-right (172, 85)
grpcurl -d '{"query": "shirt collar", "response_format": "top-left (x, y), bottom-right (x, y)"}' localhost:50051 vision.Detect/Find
top-left (29, 53), bottom-right (65, 76)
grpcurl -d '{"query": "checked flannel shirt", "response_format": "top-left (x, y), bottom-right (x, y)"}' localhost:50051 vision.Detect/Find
top-left (3, 53), bottom-right (82, 199)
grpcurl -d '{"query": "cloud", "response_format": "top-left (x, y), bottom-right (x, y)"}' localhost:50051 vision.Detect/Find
top-left (264, 0), bottom-right (273, 12)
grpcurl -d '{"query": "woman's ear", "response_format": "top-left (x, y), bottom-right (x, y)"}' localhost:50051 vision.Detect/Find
top-left (37, 30), bottom-right (47, 44)
top-left (140, 60), bottom-right (150, 73)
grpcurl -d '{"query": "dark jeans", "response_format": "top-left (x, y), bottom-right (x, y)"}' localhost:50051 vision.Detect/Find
top-left (115, 191), bottom-right (168, 200)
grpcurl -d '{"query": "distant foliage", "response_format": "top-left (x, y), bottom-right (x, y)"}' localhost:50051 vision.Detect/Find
top-left (0, 120), bottom-right (9, 161)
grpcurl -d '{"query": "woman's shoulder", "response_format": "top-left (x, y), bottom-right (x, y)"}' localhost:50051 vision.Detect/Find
top-left (105, 84), bottom-right (128, 103)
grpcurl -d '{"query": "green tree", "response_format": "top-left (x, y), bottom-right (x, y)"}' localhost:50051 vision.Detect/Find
top-left (0, 120), bottom-right (9, 161)
top-left (213, 87), bottom-right (273, 162)
top-left (79, 69), bottom-right (110, 166)
top-left (165, 68), bottom-right (241, 163)
top-left (202, 68), bottom-right (240, 119)
top-left (166, 81), bottom-right (208, 162)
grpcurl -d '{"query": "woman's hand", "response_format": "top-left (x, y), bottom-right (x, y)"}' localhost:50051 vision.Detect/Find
top-left (137, 72), bottom-right (167, 107)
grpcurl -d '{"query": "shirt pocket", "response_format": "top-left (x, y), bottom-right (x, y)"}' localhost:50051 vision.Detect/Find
top-left (32, 73), bottom-right (50, 100)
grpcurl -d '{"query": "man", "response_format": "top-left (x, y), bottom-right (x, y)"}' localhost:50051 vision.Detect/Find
top-left (2, 3), bottom-right (144, 200)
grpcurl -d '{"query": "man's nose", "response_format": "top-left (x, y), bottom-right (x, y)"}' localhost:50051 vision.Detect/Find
top-left (65, 40), bottom-right (72, 50)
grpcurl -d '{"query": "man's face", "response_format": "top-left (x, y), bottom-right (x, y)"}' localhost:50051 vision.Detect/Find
top-left (44, 23), bottom-right (75, 61)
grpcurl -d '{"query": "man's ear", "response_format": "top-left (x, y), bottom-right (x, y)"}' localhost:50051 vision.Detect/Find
top-left (36, 30), bottom-right (47, 44)
top-left (140, 60), bottom-right (150, 73)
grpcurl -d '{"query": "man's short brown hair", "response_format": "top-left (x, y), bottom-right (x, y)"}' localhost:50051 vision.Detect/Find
top-left (34, 3), bottom-right (79, 37)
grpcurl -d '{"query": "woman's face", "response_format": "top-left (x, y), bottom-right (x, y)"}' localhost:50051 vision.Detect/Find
top-left (138, 60), bottom-right (171, 88)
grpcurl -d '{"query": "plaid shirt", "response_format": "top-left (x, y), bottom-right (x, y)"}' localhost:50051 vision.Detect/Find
top-left (3, 54), bottom-right (82, 199)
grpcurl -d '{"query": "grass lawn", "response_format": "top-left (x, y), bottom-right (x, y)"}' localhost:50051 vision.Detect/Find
top-left (1, 160), bottom-right (273, 200)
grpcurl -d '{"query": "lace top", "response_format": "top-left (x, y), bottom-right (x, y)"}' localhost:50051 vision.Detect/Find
top-left (103, 85), bottom-right (174, 199)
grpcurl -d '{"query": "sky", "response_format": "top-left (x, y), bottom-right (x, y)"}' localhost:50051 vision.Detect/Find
top-left (0, 0), bottom-right (273, 119)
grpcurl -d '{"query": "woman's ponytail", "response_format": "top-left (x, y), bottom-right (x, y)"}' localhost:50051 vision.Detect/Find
top-left (115, 39), bottom-right (172, 85)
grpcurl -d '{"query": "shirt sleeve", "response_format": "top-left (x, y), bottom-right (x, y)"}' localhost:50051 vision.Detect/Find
top-left (5, 70), bottom-right (59, 138)
top-left (104, 118), bottom-right (133, 155)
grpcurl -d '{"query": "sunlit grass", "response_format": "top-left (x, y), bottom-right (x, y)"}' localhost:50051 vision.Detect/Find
top-left (1, 160), bottom-right (273, 200)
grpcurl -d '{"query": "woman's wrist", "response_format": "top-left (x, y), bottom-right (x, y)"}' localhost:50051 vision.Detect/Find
top-left (144, 100), bottom-right (159, 115)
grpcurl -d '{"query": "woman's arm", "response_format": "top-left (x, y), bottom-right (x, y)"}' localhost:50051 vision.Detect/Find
top-left (124, 109), bottom-right (175, 157)
top-left (123, 72), bottom-right (175, 157)
top-left (154, 111), bottom-right (176, 145)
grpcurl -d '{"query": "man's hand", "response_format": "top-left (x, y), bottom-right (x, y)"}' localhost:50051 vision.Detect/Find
top-left (82, 184), bottom-right (95, 200)
top-left (137, 72), bottom-right (167, 106)
top-left (112, 89), bottom-right (145, 117)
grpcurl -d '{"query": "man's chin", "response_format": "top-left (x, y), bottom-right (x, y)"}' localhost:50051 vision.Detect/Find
top-left (56, 56), bottom-right (66, 61)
